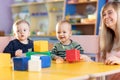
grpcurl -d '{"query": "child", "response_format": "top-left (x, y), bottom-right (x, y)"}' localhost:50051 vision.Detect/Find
top-left (51, 20), bottom-right (93, 63)
top-left (3, 19), bottom-right (33, 58)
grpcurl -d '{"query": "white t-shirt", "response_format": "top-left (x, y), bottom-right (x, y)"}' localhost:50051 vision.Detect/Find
top-left (106, 50), bottom-right (120, 59)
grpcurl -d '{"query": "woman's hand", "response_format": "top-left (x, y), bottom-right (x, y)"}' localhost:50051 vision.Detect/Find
top-left (105, 55), bottom-right (120, 65)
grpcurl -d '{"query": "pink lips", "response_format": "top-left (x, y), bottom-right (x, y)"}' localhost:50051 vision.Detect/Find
top-left (21, 35), bottom-right (24, 37)
top-left (60, 37), bottom-right (65, 39)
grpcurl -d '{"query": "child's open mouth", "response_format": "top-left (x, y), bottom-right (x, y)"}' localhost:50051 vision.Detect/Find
top-left (21, 35), bottom-right (24, 37)
top-left (60, 37), bottom-right (65, 39)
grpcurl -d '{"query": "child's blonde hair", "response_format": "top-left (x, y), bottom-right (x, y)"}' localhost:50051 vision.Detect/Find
top-left (13, 19), bottom-right (30, 33)
top-left (56, 20), bottom-right (72, 30)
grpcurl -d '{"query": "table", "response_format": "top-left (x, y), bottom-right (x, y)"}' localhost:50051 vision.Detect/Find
top-left (1, 61), bottom-right (120, 80)
top-left (48, 61), bottom-right (120, 80)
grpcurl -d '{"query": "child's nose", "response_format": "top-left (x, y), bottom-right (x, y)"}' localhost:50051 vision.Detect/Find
top-left (60, 33), bottom-right (63, 35)
top-left (20, 30), bottom-right (24, 34)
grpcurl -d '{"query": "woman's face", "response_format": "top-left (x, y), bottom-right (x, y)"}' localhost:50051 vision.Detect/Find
top-left (102, 6), bottom-right (117, 31)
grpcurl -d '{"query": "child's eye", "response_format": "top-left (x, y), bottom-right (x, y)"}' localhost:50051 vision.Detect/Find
top-left (63, 31), bottom-right (66, 33)
top-left (24, 29), bottom-right (26, 31)
top-left (17, 30), bottom-right (20, 32)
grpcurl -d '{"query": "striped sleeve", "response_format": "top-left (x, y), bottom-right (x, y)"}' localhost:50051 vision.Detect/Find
top-left (72, 41), bottom-right (84, 54)
top-left (51, 44), bottom-right (58, 59)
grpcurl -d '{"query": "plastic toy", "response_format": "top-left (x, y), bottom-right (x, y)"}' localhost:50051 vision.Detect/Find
top-left (13, 57), bottom-right (30, 71)
top-left (66, 49), bottom-right (80, 62)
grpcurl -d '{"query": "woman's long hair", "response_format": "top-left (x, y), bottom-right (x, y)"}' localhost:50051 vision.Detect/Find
top-left (100, 2), bottom-right (120, 60)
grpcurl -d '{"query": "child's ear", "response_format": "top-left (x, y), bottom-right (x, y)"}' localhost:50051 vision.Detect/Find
top-left (13, 33), bottom-right (17, 38)
top-left (28, 31), bottom-right (30, 36)
top-left (70, 30), bottom-right (72, 36)
top-left (13, 32), bottom-right (16, 36)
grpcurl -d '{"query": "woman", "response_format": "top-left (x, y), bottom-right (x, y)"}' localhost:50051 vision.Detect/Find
top-left (100, 2), bottom-right (120, 65)
top-left (100, 2), bottom-right (120, 80)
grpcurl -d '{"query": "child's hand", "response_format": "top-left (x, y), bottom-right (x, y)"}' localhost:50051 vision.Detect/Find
top-left (80, 54), bottom-right (93, 62)
top-left (15, 49), bottom-right (23, 57)
top-left (55, 56), bottom-right (64, 63)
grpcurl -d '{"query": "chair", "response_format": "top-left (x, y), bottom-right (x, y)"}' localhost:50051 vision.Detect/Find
top-left (48, 42), bottom-right (54, 51)
top-left (70, 35), bottom-right (100, 61)
top-left (0, 36), bottom-right (14, 52)
top-left (0, 36), bottom-right (54, 53)
top-left (0, 31), bottom-right (5, 36)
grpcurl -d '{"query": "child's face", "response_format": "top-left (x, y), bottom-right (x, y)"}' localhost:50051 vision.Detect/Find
top-left (56, 22), bottom-right (72, 44)
top-left (14, 22), bottom-right (30, 41)
top-left (102, 6), bottom-right (117, 30)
